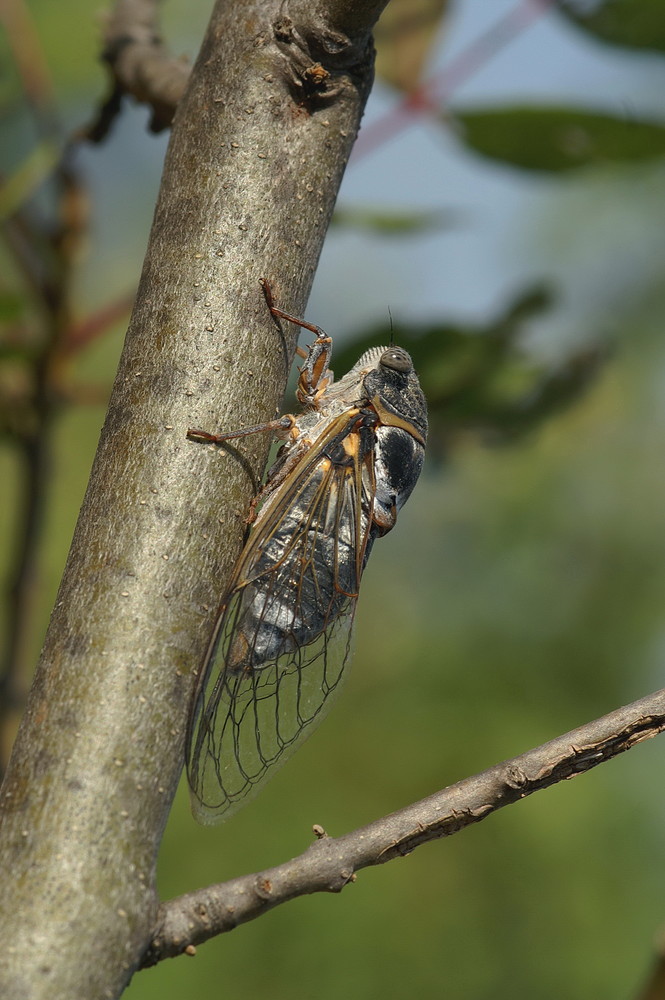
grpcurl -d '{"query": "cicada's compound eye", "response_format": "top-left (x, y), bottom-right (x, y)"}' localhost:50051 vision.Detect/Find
top-left (380, 347), bottom-right (413, 373)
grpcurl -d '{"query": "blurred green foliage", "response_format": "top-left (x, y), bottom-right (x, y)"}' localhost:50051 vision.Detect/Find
top-left (558, 0), bottom-right (665, 53)
top-left (334, 285), bottom-right (606, 454)
top-left (456, 106), bottom-right (665, 174)
top-left (330, 204), bottom-right (459, 235)
top-left (2, 1), bottom-right (665, 999)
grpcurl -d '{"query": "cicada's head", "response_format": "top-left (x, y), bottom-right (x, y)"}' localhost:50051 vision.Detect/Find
top-left (355, 346), bottom-right (428, 446)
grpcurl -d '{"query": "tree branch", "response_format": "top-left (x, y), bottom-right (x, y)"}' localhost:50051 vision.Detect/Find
top-left (144, 686), bottom-right (665, 964)
top-left (88, 0), bottom-right (190, 139)
top-left (0, 1), bottom-right (387, 997)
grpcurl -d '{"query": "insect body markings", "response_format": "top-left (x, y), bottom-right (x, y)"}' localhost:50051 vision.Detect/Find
top-left (186, 286), bottom-right (428, 824)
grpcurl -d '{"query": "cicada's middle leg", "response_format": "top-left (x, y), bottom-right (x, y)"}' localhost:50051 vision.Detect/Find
top-left (186, 415), bottom-right (295, 448)
top-left (186, 414), bottom-right (298, 522)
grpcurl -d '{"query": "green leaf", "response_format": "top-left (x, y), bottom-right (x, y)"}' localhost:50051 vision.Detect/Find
top-left (331, 205), bottom-right (458, 235)
top-left (557, 0), bottom-right (665, 54)
top-left (453, 106), bottom-right (665, 174)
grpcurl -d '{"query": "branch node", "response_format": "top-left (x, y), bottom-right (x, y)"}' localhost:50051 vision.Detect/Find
top-left (274, 15), bottom-right (294, 42)
top-left (503, 764), bottom-right (528, 791)
top-left (254, 876), bottom-right (274, 901)
top-left (271, 10), bottom-right (372, 110)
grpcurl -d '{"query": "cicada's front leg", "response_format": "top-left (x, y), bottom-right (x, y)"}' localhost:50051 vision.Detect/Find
top-left (261, 278), bottom-right (334, 410)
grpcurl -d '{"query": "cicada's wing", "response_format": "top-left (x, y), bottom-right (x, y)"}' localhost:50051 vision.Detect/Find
top-left (187, 412), bottom-right (377, 825)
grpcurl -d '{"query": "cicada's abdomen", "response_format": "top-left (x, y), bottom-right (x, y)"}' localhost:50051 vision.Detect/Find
top-left (228, 438), bottom-right (374, 673)
top-left (372, 425), bottom-right (426, 530)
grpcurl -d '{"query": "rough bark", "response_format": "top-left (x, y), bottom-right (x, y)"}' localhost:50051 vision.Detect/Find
top-left (0, 1), bottom-right (383, 997)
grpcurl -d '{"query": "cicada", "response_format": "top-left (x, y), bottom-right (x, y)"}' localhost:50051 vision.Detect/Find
top-left (186, 283), bottom-right (427, 824)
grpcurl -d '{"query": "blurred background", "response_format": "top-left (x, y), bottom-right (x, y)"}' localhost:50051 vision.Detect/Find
top-left (2, 0), bottom-right (665, 997)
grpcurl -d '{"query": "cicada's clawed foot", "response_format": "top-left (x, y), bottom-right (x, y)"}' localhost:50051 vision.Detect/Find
top-left (187, 428), bottom-right (222, 444)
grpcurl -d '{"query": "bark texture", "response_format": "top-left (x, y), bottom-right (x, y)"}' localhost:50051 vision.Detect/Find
top-left (0, 1), bottom-right (382, 996)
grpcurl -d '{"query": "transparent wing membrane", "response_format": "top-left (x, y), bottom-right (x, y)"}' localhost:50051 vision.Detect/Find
top-left (187, 413), bottom-right (377, 824)
top-left (189, 606), bottom-right (354, 822)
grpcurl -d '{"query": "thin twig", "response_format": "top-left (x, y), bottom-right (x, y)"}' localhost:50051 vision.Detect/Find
top-left (143, 686), bottom-right (665, 965)
top-left (0, 10), bottom-right (87, 769)
top-left (0, 173), bottom-right (75, 774)
top-left (0, 428), bottom-right (52, 772)
top-left (634, 925), bottom-right (665, 1000)
top-left (61, 290), bottom-right (135, 358)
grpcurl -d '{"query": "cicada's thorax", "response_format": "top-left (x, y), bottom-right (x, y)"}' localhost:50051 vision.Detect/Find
top-left (228, 346), bottom-right (427, 672)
